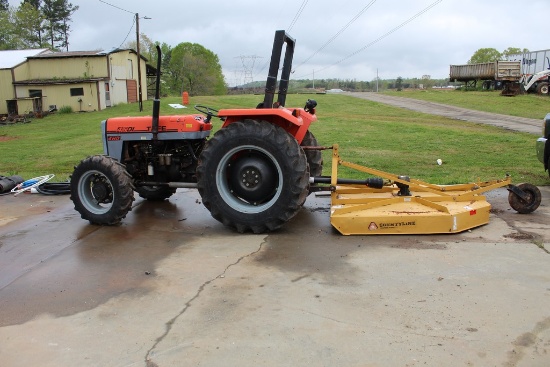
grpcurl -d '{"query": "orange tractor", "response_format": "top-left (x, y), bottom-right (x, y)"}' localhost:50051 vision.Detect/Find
top-left (70, 30), bottom-right (323, 233)
top-left (71, 30), bottom-right (541, 235)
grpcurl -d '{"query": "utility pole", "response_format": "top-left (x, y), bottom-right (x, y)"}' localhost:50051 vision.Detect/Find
top-left (313, 69), bottom-right (315, 89)
top-left (135, 13), bottom-right (151, 111)
top-left (136, 13), bottom-right (143, 112)
top-left (97, 2), bottom-right (149, 110)
top-left (376, 68), bottom-right (379, 93)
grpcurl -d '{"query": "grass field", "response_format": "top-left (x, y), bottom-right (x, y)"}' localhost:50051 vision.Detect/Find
top-left (0, 91), bottom-right (548, 186)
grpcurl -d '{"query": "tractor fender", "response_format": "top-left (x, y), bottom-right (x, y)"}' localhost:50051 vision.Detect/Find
top-left (218, 107), bottom-right (317, 144)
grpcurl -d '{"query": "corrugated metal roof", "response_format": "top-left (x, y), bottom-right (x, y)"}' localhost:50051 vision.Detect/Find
top-left (29, 50), bottom-right (107, 58)
top-left (27, 48), bottom-right (148, 61)
top-left (0, 49), bottom-right (51, 69)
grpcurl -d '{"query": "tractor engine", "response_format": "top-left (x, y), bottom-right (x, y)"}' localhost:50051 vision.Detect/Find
top-left (122, 139), bottom-right (206, 184)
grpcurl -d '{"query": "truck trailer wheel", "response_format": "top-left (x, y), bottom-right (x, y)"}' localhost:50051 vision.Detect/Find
top-left (70, 155), bottom-right (135, 225)
top-left (197, 120), bottom-right (309, 233)
top-left (508, 183), bottom-right (541, 214)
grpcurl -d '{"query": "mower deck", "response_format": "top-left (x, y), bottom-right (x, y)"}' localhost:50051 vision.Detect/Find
top-left (327, 145), bottom-right (513, 235)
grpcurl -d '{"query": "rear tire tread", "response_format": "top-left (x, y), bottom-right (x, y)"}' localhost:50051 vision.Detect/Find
top-left (197, 120), bottom-right (309, 233)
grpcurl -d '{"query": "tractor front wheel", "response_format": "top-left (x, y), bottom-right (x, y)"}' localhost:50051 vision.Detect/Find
top-left (196, 120), bottom-right (309, 233)
top-left (70, 155), bottom-right (135, 225)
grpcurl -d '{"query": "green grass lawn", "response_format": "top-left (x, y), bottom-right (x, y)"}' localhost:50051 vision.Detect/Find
top-left (0, 92), bottom-right (547, 186)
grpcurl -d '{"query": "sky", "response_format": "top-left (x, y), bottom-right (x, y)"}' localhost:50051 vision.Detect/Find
top-left (9, 0), bottom-right (550, 86)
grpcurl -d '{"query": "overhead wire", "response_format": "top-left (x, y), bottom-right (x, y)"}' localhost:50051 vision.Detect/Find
top-left (118, 16), bottom-right (136, 49)
top-left (253, 0), bottom-right (309, 80)
top-left (288, 0), bottom-right (309, 32)
top-left (295, 0), bottom-right (443, 79)
top-left (295, 0), bottom-right (377, 70)
top-left (98, 0), bottom-right (134, 14)
top-left (98, 0), bottom-right (137, 49)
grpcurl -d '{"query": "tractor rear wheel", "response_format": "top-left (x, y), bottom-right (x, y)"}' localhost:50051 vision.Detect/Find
top-left (301, 130), bottom-right (323, 177)
top-left (70, 155), bottom-right (135, 225)
top-left (135, 186), bottom-right (176, 201)
top-left (196, 120), bottom-right (309, 233)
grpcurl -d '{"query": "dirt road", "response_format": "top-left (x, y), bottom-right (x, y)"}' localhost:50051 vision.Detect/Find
top-left (345, 92), bottom-right (542, 135)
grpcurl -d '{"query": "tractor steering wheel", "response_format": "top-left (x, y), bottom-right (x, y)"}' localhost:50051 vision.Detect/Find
top-left (194, 105), bottom-right (219, 118)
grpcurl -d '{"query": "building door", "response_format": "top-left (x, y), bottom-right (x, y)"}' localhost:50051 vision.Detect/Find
top-left (126, 80), bottom-right (137, 103)
top-left (105, 82), bottom-right (111, 107)
top-left (7, 100), bottom-right (18, 115)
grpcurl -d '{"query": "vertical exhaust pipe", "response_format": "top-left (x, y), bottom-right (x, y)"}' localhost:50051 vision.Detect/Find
top-left (152, 45), bottom-right (162, 140)
top-left (262, 30), bottom-right (295, 109)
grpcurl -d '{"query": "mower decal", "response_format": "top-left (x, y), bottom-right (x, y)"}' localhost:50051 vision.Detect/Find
top-left (368, 222), bottom-right (378, 231)
top-left (378, 221), bottom-right (416, 229)
top-left (108, 136), bottom-right (121, 141)
top-left (464, 205), bottom-right (477, 216)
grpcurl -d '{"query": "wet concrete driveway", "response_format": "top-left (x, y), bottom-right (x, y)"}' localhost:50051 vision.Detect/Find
top-left (0, 187), bottom-right (549, 367)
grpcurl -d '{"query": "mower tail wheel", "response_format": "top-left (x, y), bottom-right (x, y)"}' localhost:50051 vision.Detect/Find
top-left (70, 155), bottom-right (135, 225)
top-left (196, 120), bottom-right (309, 233)
top-left (508, 183), bottom-right (541, 214)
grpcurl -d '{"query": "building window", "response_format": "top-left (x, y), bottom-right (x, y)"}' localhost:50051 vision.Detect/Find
top-left (29, 89), bottom-right (42, 98)
top-left (70, 87), bottom-right (84, 96)
top-left (127, 59), bottom-right (133, 79)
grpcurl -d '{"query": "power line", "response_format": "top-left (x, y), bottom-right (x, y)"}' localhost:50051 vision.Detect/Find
top-left (98, 0), bottom-right (134, 14)
top-left (98, 0), bottom-right (144, 50)
top-left (118, 16), bottom-right (136, 49)
top-left (255, 0), bottom-right (309, 81)
top-left (297, 0), bottom-right (443, 79)
top-left (253, 59), bottom-right (270, 80)
top-left (288, 0), bottom-right (308, 32)
top-left (295, 0), bottom-right (377, 69)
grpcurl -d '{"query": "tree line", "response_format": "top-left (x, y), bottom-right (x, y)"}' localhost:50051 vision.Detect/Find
top-left (467, 47), bottom-right (530, 64)
top-left (0, 0), bottom-right (78, 51)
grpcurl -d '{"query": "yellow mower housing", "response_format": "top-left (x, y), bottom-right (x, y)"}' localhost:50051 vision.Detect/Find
top-left (321, 145), bottom-right (541, 235)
